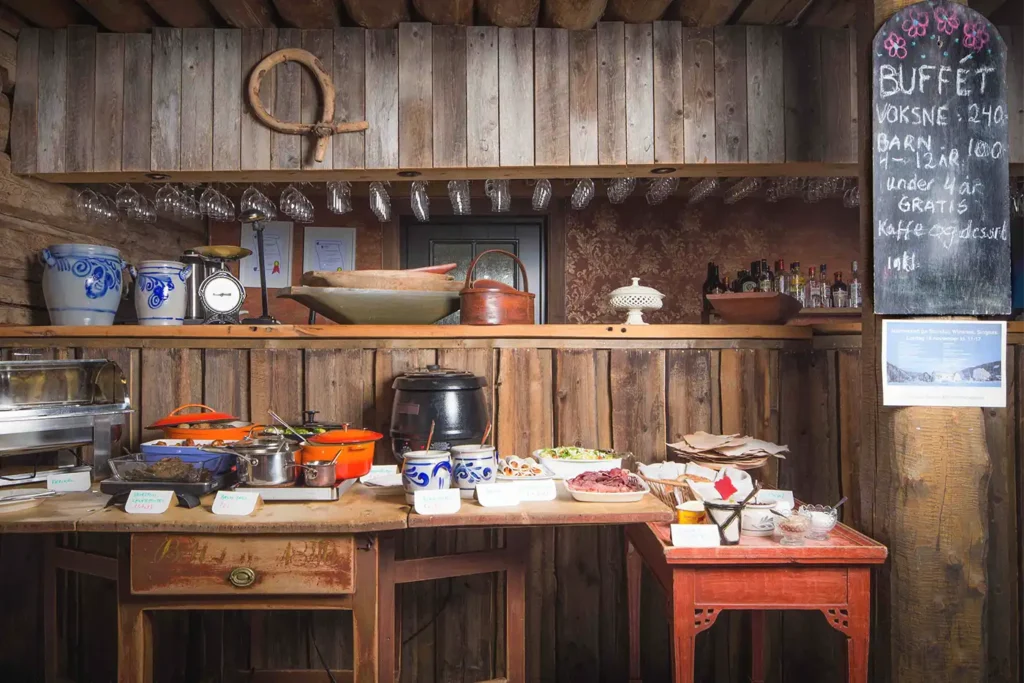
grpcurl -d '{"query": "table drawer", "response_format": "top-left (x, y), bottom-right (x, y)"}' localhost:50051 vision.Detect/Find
top-left (131, 534), bottom-right (355, 595)
top-left (694, 567), bottom-right (848, 607)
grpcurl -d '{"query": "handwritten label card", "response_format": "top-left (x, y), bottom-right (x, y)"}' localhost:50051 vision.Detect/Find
top-left (125, 490), bottom-right (175, 515)
top-left (872, 3), bottom-right (1009, 314)
top-left (212, 491), bottom-right (262, 516)
top-left (46, 470), bottom-right (92, 492)
top-left (515, 479), bottom-right (557, 502)
top-left (755, 489), bottom-right (795, 507)
top-left (670, 524), bottom-right (720, 548)
top-left (476, 483), bottom-right (521, 507)
top-left (413, 489), bottom-right (461, 515)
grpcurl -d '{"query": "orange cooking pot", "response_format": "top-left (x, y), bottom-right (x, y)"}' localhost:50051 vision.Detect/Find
top-left (147, 403), bottom-right (260, 441)
top-left (301, 427), bottom-right (383, 480)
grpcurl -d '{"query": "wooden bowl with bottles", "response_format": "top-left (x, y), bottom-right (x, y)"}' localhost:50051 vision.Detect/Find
top-left (706, 292), bottom-right (803, 325)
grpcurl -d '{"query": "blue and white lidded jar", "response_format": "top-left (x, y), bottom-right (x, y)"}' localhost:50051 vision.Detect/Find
top-left (131, 260), bottom-right (193, 326)
top-left (401, 450), bottom-right (452, 504)
top-left (450, 445), bottom-right (496, 499)
top-left (40, 244), bottom-right (129, 326)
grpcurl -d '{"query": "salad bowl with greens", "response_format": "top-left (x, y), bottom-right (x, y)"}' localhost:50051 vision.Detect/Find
top-left (533, 446), bottom-right (626, 479)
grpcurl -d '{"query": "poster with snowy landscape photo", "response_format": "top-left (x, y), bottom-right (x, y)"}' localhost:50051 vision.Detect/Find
top-left (882, 319), bottom-right (1006, 407)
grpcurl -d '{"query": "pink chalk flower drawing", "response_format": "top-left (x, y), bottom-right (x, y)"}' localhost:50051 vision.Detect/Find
top-left (883, 32), bottom-right (908, 60)
top-left (901, 8), bottom-right (929, 38)
top-left (962, 22), bottom-right (989, 52)
top-left (934, 6), bottom-right (960, 35)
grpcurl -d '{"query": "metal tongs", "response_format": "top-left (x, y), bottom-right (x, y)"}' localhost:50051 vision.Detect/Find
top-left (269, 410), bottom-right (308, 443)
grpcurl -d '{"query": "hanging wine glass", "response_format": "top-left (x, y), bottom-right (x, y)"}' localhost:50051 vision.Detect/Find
top-left (722, 177), bottom-right (762, 205)
top-left (606, 177), bottom-right (636, 204)
top-left (485, 179), bottom-right (510, 212)
top-left (571, 179), bottom-right (595, 210)
top-left (369, 181), bottom-right (392, 222)
top-left (448, 180), bottom-right (471, 215)
top-left (531, 179), bottom-right (552, 211)
top-left (687, 177), bottom-right (720, 205)
top-left (645, 177), bottom-right (679, 205)
top-left (327, 181), bottom-right (353, 215)
top-left (843, 185), bottom-right (861, 209)
top-left (115, 185), bottom-right (141, 213)
top-left (410, 181), bottom-right (430, 222)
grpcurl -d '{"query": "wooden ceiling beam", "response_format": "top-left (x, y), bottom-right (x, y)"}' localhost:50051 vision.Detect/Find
top-left (0, 0), bottom-right (91, 28)
top-left (412, 0), bottom-right (474, 24)
top-left (542, 0), bottom-right (606, 29)
top-left (208, 0), bottom-right (276, 28)
top-left (272, 0), bottom-right (340, 27)
top-left (737, 0), bottom-right (806, 24)
top-left (605, 0), bottom-right (672, 22)
top-left (0, 5), bottom-right (26, 35)
top-left (341, 0), bottom-right (409, 28)
top-left (674, 0), bottom-right (744, 27)
top-left (75, 0), bottom-right (157, 32)
top-left (143, 0), bottom-right (219, 27)
top-left (800, 0), bottom-right (855, 27)
top-left (477, 0), bottom-right (539, 26)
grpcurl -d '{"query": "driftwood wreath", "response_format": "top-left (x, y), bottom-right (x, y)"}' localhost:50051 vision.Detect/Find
top-left (247, 48), bottom-right (369, 163)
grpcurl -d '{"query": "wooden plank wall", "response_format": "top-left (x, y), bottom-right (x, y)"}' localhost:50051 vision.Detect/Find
top-left (10, 24), bottom-right (873, 179)
top-left (0, 335), bottom-right (895, 683)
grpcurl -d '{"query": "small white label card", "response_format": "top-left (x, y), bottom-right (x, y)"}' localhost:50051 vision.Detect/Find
top-left (125, 490), bottom-right (175, 515)
top-left (670, 524), bottom-right (721, 548)
top-left (476, 483), bottom-right (521, 507)
top-left (515, 479), bottom-right (557, 502)
top-left (360, 465), bottom-right (403, 487)
top-left (756, 489), bottom-right (794, 506)
top-left (212, 491), bottom-right (262, 516)
top-left (413, 488), bottom-right (461, 515)
top-left (47, 470), bottom-right (92, 492)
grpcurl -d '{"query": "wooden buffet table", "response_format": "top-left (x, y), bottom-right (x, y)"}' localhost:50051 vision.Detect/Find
top-left (0, 484), bottom-right (673, 683)
top-left (625, 521), bottom-right (888, 683)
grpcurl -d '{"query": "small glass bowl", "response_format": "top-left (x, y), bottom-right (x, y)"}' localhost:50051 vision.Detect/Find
top-left (777, 510), bottom-right (810, 546)
top-left (800, 504), bottom-right (838, 541)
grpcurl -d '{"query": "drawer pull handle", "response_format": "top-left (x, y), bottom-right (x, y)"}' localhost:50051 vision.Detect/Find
top-left (228, 567), bottom-right (256, 588)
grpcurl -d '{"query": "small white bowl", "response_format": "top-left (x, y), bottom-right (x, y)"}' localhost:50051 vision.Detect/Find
top-left (533, 449), bottom-right (622, 480)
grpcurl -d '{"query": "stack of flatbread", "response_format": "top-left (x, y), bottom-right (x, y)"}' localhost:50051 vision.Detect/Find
top-left (666, 431), bottom-right (788, 470)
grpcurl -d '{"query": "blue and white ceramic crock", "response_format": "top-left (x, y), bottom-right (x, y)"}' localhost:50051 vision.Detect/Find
top-left (401, 450), bottom-right (452, 504)
top-left (450, 445), bottom-right (496, 499)
top-left (131, 260), bottom-right (193, 326)
top-left (40, 244), bottom-right (128, 326)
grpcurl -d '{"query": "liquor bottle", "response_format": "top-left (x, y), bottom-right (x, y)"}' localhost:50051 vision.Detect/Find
top-left (790, 262), bottom-right (806, 306)
top-left (775, 259), bottom-right (789, 296)
top-left (758, 258), bottom-right (773, 292)
top-left (740, 264), bottom-right (759, 292)
top-left (819, 264), bottom-right (832, 307)
top-left (849, 261), bottom-right (862, 308)
top-left (806, 266), bottom-right (821, 308)
top-left (832, 271), bottom-right (849, 307)
top-left (721, 273), bottom-right (731, 293)
top-left (701, 262), bottom-right (718, 322)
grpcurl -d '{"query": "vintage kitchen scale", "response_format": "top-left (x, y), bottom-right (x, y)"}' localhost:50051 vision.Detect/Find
top-left (192, 245), bottom-right (249, 324)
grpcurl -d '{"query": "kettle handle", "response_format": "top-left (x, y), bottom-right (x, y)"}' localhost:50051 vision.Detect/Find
top-left (177, 264), bottom-right (193, 283)
top-left (40, 249), bottom-right (56, 268)
top-left (463, 249), bottom-right (530, 294)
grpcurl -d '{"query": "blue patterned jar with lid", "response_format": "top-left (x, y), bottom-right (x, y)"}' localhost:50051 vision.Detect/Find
top-left (131, 260), bottom-right (193, 326)
top-left (40, 244), bottom-right (129, 326)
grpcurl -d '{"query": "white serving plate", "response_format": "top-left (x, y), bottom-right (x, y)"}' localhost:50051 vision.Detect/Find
top-left (278, 286), bottom-right (460, 325)
top-left (495, 457), bottom-right (556, 481)
top-left (533, 449), bottom-right (622, 480)
top-left (563, 475), bottom-right (650, 503)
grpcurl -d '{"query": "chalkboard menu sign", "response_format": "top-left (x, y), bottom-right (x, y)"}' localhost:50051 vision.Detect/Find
top-left (873, 1), bottom-right (1010, 314)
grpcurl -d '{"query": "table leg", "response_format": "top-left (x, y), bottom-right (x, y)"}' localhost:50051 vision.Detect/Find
top-left (820, 569), bottom-right (871, 683)
top-left (42, 535), bottom-right (58, 683)
top-left (505, 528), bottom-right (529, 683)
top-left (353, 535), bottom-right (380, 683)
top-left (117, 604), bottom-right (152, 683)
top-left (751, 611), bottom-right (765, 683)
top-left (377, 534), bottom-right (397, 683)
top-left (626, 538), bottom-right (642, 683)
top-left (670, 570), bottom-right (697, 683)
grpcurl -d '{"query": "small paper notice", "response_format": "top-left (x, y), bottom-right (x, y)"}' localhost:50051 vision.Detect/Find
top-left (46, 470), bottom-right (91, 492)
top-left (212, 491), bottom-right (262, 516)
top-left (302, 226), bottom-right (356, 272)
top-left (414, 489), bottom-right (461, 515)
top-left (476, 483), bottom-right (521, 507)
top-left (670, 524), bottom-right (720, 548)
top-left (125, 490), bottom-right (175, 515)
top-left (515, 479), bottom-right (557, 502)
top-left (756, 489), bottom-right (794, 506)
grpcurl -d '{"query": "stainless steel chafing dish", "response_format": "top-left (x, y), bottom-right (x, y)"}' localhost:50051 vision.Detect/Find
top-left (0, 359), bottom-right (131, 478)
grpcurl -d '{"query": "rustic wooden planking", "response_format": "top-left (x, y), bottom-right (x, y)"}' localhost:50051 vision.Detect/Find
top-left (209, 0), bottom-right (277, 28)
top-left (597, 22), bottom-right (626, 165)
top-left (36, 29), bottom-right (67, 174)
top-left (676, 0), bottom-right (744, 26)
top-left (568, 29), bottom-right (599, 166)
top-left (11, 28), bottom-right (38, 174)
top-left (121, 33), bottom-right (152, 172)
top-left (240, 28), bottom-right (275, 171)
top-left (431, 25), bottom-right (467, 169)
top-left (398, 23), bottom-right (432, 169)
top-left (93, 33), bottom-right (124, 173)
top-left (65, 26), bottom-right (96, 173)
top-left (213, 29), bottom-right (242, 171)
top-left (145, 0), bottom-right (219, 27)
top-left (713, 26), bottom-right (747, 163)
top-left (304, 348), bottom-right (367, 425)
top-left (666, 349), bottom-right (712, 440)
top-left (498, 27), bottom-right (534, 167)
top-left (1002, 25), bottom-right (1022, 164)
top-left (203, 348), bottom-right (250, 420)
top-left (333, 27), bottom-right (366, 169)
top-left (151, 28), bottom-right (182, 172)
top-left (300, 29), bottom-right (334, 170)
top-left (682, 27), bottom-right (715, 164)
top-left (0, 94), bottom-right (9, 153)
top-left (745, 26), bottom-right (784, 163)
top-left (249, 348), bottom-right (304, 422)
top-left (271, 28), bottom-right (302, 170)
top-left (737, 0), bottom-right (799, 24)
top-left (624, 23), bottom-right (654, 164)
top-left (180, 28), bottom-right (214, 172)
top-left (782, 28), bottom-right (823, 163)
top-left (653, 21), bottom-right (683, 163)
top-left (140, 347), bottom-right (202, 443)
top-left (534, 28), bottom-right (570, 166)
top-left (364, 29), bottom-right (399, 169)
top-left (466, 26), bottom-right (499, 168)
top-left (819, 28), bottom-right (854, 163)
top-left (76, 0), bottom-right (154, 32)
top-left (837, 348), bottom-right (862, 528)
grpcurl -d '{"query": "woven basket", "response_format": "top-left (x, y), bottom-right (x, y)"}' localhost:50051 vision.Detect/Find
top-left (637, 473), bottom-right (698, 508)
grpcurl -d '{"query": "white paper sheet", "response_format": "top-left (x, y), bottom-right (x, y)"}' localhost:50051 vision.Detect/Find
top-left (303, 226), bottom-right (357, 273)
top-left (240, 221), bottom-right (293, 288)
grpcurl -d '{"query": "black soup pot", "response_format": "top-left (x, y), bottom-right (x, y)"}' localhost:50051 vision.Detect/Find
top-left (390, 365), bottom-right (488, 460)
